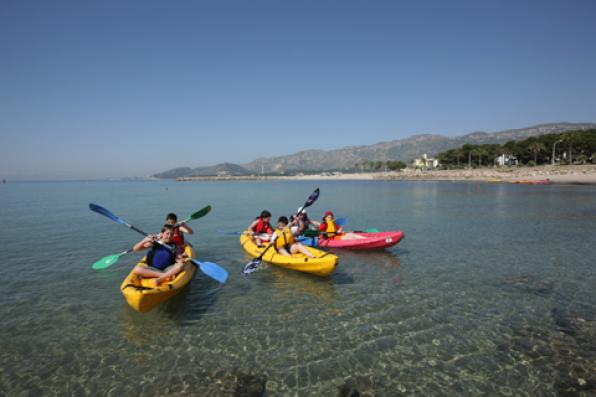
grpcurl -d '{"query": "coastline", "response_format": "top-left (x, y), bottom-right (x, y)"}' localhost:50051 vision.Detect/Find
top-left (175, 165), bottom-right (596, 185)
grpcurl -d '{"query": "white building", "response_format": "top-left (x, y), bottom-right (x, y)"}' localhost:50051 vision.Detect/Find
top-left (414, 153), bottom-right (439, 170)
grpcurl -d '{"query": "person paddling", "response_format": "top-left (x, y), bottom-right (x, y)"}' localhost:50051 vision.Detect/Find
top-left (273, 216), bottom-right (315, 258)
top-left (165, 212), bottom-right (193, 252)
top-left (132, 224), bottom-right (188, 286)
top-left (247, 210), bottom-right (274, 247)
top-left (290, 211), bottom-right (320, 235)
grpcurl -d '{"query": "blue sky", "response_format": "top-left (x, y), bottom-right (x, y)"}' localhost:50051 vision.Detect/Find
top-left (1, 0), bottom-right (595, 179)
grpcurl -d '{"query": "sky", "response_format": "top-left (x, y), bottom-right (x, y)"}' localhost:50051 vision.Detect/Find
top-left (1, 0), bottom-right (596, 179)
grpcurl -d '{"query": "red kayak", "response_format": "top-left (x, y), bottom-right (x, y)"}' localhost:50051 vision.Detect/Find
top-left (317, 231), bottom-right (405, 250)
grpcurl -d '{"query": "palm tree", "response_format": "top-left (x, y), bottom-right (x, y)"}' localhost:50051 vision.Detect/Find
top-left (527, 142), bottom-right (546, 165)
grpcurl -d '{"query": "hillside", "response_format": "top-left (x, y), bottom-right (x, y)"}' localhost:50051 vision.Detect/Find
top-left (154, 122), bottom-right (595, 177)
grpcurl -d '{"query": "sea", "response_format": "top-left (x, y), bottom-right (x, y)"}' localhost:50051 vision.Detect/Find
top-left (0, 180), bottom-right (594, 396)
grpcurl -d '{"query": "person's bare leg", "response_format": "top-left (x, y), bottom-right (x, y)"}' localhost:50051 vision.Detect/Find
top-left (133, 265), bottom-right (165, 279)
top-left (291, 243), bottom-right (314, 258)
top-left (154, 262), bottom-right (185, 286)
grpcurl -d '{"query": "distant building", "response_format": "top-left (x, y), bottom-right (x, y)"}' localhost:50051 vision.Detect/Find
top-left (495, 154), bottom-right (518, 166)
top-left (414, 153), bottom-right (439, 170)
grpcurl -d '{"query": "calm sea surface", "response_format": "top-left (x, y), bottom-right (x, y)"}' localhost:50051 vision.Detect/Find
top-left (0, 180), bottom-right (594, 396)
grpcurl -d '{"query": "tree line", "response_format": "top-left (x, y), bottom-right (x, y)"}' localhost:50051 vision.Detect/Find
top-left (436, 129), bottom-right (596, 168)
top-left (354, 160), bottom-right (408, 172)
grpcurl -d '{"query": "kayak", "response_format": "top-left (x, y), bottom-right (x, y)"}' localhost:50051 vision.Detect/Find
top-left (511, 178), bottom-right (552, 185)
top-left (239, 233), bottom-right (338, 276)
top-left (301, 230), bottom-right (405, 250)
top-left (120, 245), bottom-right (196, 313)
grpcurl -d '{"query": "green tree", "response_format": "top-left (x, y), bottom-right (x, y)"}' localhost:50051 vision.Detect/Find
top-left (527, 141), bottom-right (546, 165)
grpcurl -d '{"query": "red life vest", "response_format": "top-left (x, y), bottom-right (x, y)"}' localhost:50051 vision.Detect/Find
top-left (171, 226), bottom-right (185, 247)
top-left (253, 218), bottom-right (273, 235)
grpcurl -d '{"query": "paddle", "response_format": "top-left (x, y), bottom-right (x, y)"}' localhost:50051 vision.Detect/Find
top-left (241, 188), bottom-right (320, 275)
top-left (92, 248), bottom-right (133, 270)
top-left (89, 203), bottom-right (228, 283)
top-left (178, 205), bottom-right (211, 225)
top-left (90, 205), bottom-right (213, 270)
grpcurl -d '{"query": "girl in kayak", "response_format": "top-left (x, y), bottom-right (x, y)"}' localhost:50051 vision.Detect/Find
top-left (132, 224), bottom-right (188, 286)
top-left (273, 216), bottom-right (315, 258)
top-left (247, 210), bottom-right (274, 247)
top-left (290, 211), bottom-right (320, 235)
top-left (319, 211), bottom-right (363, 240)
top-left (165, 212), bottom-right (194, 252)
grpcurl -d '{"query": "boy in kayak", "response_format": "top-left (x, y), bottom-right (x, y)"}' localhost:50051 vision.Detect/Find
top-left (132, 224), bottom-right (188, 285)
top-left (247, 210), bottom-right (274, 247)
top-left (273, 216), bottom-right (315, 258)
top-left (319, 211), bottom-right (363, 240)
top-left (165, 212), bottom-right (194, 252)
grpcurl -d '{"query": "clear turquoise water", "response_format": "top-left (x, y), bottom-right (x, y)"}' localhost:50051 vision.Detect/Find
top-left (0, 180), bottom-right (594, 396)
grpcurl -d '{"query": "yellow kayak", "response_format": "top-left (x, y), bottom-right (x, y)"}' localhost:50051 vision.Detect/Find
top-left (240, 233), bottom-right (338, 276)
top-left (120, 245), bottom-right (196, 313)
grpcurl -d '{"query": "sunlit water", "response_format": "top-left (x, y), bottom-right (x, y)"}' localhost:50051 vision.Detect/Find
top-left (0, 180), bottom-right (594, 396)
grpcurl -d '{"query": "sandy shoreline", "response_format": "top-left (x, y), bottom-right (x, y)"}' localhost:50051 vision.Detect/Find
top-left (176, 165), bottom-right (596, 185)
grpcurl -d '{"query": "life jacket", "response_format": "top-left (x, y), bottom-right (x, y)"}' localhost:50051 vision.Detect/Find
top-left (320, 220), bottom-right (338, 239)
top-left (145, 243), bottom-right (176, 271)
top-left (171, 226), bottom-right (185, 247)
top-left (253, 218), bottom-right (273, 235)
top-left (274, 228), bottom-right (295, 250)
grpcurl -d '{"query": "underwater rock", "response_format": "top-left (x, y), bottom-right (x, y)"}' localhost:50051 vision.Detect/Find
top-left (499, 274), bottom-right (554, 296)
top-left (234, 373), bottom-right (267, 397)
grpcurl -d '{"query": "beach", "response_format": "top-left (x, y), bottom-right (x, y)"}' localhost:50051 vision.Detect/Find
top-left (176, 164), bottom-right (596, 184)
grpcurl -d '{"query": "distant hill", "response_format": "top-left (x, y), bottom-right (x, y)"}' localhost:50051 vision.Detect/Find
top-left (154, 122), bottom-right (596, 178)
top-left (154, 162), bottom-right (250, 178)
top-left (242, 123), bottom-right (596, 173)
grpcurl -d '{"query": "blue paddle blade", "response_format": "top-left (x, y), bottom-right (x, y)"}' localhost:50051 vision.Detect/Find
top-left (242, 259), bottom-right (262, 275)
top-left (192, 259), bottom-right (228, 284)
top-left (89, 203), bottom-right (126, 226)
top-left (335, 217), bottom-right (347, 227)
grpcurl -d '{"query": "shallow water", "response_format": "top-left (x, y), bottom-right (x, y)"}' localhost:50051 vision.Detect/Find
top-left (0, 180), bottom-right (594, 396)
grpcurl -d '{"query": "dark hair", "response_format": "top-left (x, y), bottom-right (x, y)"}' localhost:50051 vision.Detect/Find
top-left (161, 224), bottom-right (175, 233)
top-left (260, 210), bottom-right (272, 218)
top-left (278, 216), bottom-right (289, 225)
top-left (166, 213), bottom-right (177, 221)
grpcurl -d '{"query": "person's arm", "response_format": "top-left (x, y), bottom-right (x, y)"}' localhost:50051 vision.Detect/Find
top-left (247, 220), bottom-right (258, 235)
top-left (133, 235), bottom-right (155, 252)
top-left (179, 223), bottom-right (193, 235)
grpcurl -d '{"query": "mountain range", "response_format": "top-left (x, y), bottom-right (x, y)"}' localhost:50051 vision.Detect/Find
top-left (154, 122), bottom-right (595, 178)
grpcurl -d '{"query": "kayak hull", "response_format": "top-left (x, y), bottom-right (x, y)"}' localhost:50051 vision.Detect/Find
top-left (120, 245), bottom-right (196, 313)
top-left (240, 233), bottom-right (338, 276)
top-left (316, 230), bottom-right (405, 249)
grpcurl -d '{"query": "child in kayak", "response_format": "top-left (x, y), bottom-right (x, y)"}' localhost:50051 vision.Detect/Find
top-left (290, 211), bottom-right (320, 236)
top-left (273, 216), bottom-right (315, 258)
top-left (247, 210), bottom-right (274, 247)
top-left (165, 212), bottom-right (193, 252)
top-left (319, 211), bottom-right (363, 240)
top-left (132, 224), bottom-right (188, 285)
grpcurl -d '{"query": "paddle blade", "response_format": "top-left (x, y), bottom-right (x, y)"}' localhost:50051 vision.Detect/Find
top-left (241, 258), bottom-right (262, 275)
top-left (92, 254), bottom-right (121, 270)
top-left (188, 205), bottom-right (212, 221)
top-left (192, 259), bottom-right (228, 284)
top-left (89, 203), bottom-right (126, 226)
top-left (335, 217), bottom-right (347, 227)
top-left (303, 188), bottom-right (320, 209)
